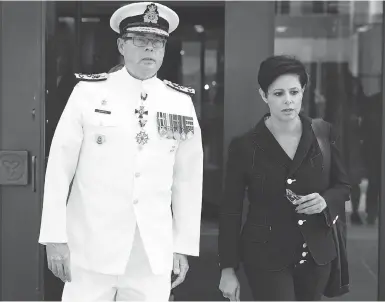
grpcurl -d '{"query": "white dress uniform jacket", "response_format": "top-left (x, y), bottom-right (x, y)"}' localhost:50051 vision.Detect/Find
top-left (39, 68), bottom-right (203, 275)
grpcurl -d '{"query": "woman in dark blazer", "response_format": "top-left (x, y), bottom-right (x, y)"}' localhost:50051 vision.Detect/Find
top-left (218, 55), bottom-right (350, 301)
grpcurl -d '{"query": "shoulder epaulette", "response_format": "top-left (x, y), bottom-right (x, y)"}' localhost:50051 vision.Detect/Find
top-left (75, 73), bottom-right (108, 82)
top-left (163, 80), bottom-right (195, 96)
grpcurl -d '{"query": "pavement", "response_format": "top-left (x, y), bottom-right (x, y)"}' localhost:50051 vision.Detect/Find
top-left (172, 212), bottom-right (379, 301)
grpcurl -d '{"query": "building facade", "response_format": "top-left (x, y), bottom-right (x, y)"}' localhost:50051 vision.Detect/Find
top-left (0, 1), bottom-right (384, 300)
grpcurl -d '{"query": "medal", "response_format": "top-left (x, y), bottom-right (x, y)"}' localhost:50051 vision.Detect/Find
top-left (135, 106), bottom-right (148, 119)
top-left (157, 112), bottom-right (168, 138)
top-left (172, 114), bottom-right (181, 141)
top-left (156, 112), bottom-right (194, 141)
top-left (165, 113), bottom-right (174, 138)
top-left (139, 119), bottom-right (147, 127)
top-left (180, 132), bottom-right (186, 141)
top-left (180, 116), bottom-right (186, 141)
top-left (135, 89), bottom-right (149, 146)
top-left (159, 128), bottom-right (167, 137)
top-left (173, 132), bottom-right (181, 141)
top-left (136, 131), bottom-right (149, 145)
top-left (185, 117), bottom-right (194, 136)
top-left (141, 92), bottom-right (148, 101)
top-left (167, 130), bottom-right (174, 139)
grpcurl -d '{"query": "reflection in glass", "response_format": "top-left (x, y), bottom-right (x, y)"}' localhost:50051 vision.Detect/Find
top-left (275, 1), bottom-right (381, 300)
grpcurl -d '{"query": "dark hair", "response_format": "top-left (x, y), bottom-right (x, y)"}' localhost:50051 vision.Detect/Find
top-left (258, 55), bottom-right (309, 94)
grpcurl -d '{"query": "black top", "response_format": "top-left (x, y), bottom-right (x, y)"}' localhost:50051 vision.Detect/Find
top-left (218, 114), bottom-right (350, 271)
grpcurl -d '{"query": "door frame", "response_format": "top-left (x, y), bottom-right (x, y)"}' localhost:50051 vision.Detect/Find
top-left (0, 1), bottom-right (46, 300)
top-left (378, 3), bottom-right (385, 300)
top-left (0, 1), bottom-right (3, 298)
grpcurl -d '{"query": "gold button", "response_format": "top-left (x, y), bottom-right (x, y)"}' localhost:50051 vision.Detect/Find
top-left (303, 243), bottom-right (307, 248)
top-left (133, 199), bottom-right (139, 205)
top-left (302, 252), bottom-right (307, 257)
top-left (135, 172), bottom-right (141, 178)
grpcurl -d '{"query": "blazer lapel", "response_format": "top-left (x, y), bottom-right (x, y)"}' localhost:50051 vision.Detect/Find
top-left (288, 115), bottom-right (316, 176)
top-left (250, 116), bottom-right (291, 169)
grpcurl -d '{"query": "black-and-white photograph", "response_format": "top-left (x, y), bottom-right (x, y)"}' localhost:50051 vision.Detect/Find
top-left (0, 1), bottom-right (383, 301)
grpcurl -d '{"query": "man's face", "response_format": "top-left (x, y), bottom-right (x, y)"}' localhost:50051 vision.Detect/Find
top-left (117, 32), bottom-right (166, 80)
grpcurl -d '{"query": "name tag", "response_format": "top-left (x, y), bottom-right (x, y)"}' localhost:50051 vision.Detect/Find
top-left (95, 109), bottom-right (111, 115)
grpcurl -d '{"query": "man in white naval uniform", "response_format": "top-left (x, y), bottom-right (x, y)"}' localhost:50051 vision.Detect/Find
top-left (38, 2), bottom-right (203, 301)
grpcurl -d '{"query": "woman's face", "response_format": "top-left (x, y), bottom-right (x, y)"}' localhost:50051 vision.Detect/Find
top-left (259, 74), bottom-right (304, 122)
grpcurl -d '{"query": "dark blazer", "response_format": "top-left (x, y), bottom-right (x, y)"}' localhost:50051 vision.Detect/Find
top-left (218, 114), bottom-right (351, 271)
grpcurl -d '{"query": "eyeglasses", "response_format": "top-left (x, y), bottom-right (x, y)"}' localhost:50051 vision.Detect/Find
top-left (123, 36), bottom-right (166, 49)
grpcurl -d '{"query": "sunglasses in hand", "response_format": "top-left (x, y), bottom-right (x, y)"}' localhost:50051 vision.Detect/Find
top-left (285, 189), bottom-right (302, 205)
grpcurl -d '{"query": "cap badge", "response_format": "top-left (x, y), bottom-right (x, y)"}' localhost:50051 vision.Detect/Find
top-left (143, 3), bottom-right (159, 24)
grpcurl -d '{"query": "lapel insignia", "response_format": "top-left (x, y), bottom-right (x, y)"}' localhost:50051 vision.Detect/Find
top-left (96, 134), bottom-right (105, 145)
top-left (163, 80), bottom-right (195, 96)
top-left (75, 73), bottom-right (108, 81)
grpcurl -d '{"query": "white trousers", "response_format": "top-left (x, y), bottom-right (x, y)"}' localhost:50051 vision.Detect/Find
top-left (62, 227), bottom-right (172, 301)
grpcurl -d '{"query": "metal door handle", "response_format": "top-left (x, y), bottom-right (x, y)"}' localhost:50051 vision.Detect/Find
top-left (32, 156), bottom-right (36, 192)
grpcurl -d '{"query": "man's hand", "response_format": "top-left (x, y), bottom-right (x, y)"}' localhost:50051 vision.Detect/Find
top-left (295, 193), bottom-right (327, 215)
top-left (171, 253), bottom-right (189, 289)
top-left (46, 243), bottom-right (71, 282)
top-left (219, 268), bottom-right (240, 301)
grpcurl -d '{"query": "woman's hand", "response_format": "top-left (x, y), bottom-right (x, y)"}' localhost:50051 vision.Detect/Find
top-left (219, 268), bottom-right (241, 301)
top-left (294, 193), bottom-right (327, 215)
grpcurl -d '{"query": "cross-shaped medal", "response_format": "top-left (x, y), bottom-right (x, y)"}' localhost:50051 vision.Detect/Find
top-left (135, 106), bottom-right (148, 119)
